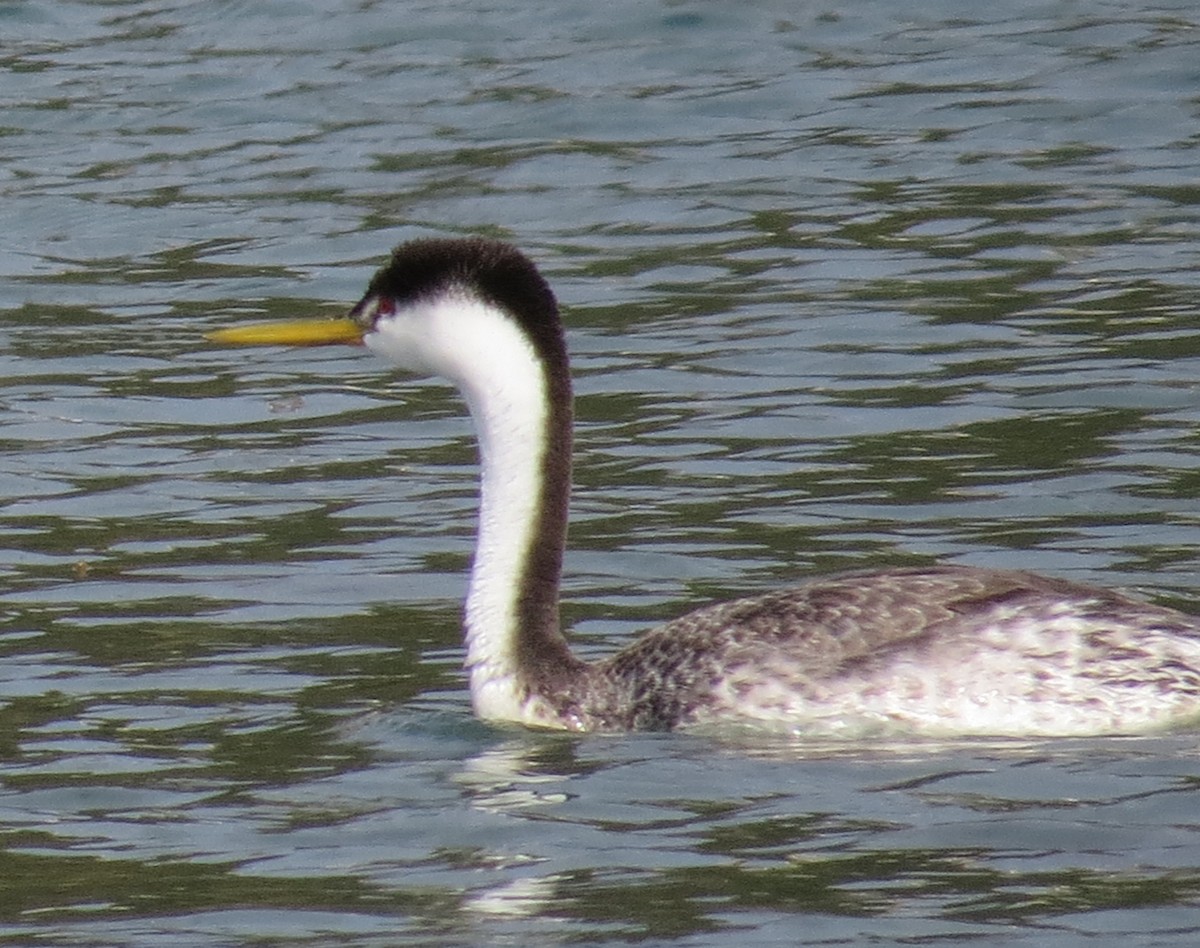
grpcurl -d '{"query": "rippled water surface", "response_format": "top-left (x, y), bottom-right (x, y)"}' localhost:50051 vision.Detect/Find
top-left (3, 1), bottom-right (1200, 944)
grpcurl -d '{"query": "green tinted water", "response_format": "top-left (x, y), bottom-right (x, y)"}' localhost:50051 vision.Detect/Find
top-left (2, 1), bottom-right (1200, 944)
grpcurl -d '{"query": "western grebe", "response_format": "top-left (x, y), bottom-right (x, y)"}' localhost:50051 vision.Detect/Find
top-left (210, 237), bottom-right (1200, 736)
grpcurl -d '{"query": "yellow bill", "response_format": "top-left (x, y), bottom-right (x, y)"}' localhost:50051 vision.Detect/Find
top-left (206, 318), bottom-right (363, 347)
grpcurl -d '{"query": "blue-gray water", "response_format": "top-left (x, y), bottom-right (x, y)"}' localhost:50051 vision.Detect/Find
top-left (3, 1), bottom-right (1200, 944)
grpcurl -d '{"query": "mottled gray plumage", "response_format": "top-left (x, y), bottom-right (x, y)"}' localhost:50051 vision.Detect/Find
top-left (520, 565), bottom-right (1198, 733)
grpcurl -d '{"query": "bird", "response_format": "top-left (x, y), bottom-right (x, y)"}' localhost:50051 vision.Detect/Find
top-left (209, 236), bottom-right (1200, 736)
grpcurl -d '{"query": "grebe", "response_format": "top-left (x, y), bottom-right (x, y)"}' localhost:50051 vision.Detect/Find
top-left (210, 237), bottom-right (1200, 736)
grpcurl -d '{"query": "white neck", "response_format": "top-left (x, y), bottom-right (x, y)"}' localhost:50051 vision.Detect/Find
top-left (364, 293), bottom-right (560, 722)
top-left (460, 337), bottom-right (551, 721)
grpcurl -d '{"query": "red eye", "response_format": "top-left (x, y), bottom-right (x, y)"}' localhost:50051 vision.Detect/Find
top-left (375, 297), bottom-right (396, 317)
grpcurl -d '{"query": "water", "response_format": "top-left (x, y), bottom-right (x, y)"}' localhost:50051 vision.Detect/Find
top-left (3, 0), bottom-right (1200, 943)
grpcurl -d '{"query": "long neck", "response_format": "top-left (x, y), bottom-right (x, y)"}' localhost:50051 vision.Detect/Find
top-left (455, 321), bottom-right (583, 723)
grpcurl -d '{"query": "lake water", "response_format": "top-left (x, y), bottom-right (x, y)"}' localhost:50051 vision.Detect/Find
top-left (3, 0), bottom-right (1200, 944)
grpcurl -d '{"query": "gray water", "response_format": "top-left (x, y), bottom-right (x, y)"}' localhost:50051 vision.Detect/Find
top-left (3, 1), bottom-right (1200, 944)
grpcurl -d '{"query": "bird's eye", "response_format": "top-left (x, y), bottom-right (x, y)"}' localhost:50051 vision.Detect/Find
top-left (375, 297), bottom-right (396, 318)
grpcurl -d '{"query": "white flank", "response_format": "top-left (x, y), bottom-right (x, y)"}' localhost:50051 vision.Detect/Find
top-left (364, 292), bottom-right (548, 723)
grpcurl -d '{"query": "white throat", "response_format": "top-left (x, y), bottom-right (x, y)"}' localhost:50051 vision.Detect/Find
top-left (364, 293), bottom-right (552, 722)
